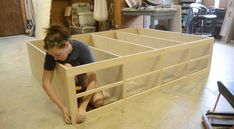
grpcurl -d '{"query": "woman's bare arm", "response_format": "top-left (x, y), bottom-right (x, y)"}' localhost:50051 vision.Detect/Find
top-left (42, 70), bottom-right (72, 124)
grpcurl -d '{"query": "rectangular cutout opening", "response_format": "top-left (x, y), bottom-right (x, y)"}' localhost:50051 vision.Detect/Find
top-left (189, 58), bottom-right (209, 74)
top-left (125, 72), bottom-right (160, 97)
top-left (124, 56), bottom-right (161, 79)
top-left (163, 49), bottom-right (189, 67)
top-left (190, 44), bottom-right (210, 59)
top-left (77, 84), bottom-right (123, 112)
top-left (162, 64), bottom-right (187, 83)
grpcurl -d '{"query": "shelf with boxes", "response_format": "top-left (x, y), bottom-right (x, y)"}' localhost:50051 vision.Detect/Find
top-left (68, 3), bottom-right (96, 34)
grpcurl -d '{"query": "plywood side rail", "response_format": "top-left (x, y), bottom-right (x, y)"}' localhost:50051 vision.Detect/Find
top-left (126, 70), bottom-right (160, 81)
top-left (76, 81), bottom-right (124, 98)
top-left (162, 61), bottom-right (187, 71)
top-left (190, 55), bottom-right (210, 62)
top-left (182, 38), bottom-right (213, 52)
top-left (188, 68), bottom-right (209, 78)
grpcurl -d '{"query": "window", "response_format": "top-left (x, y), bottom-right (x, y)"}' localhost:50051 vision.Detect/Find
top-left (215, 0), bottom-right (220, 8)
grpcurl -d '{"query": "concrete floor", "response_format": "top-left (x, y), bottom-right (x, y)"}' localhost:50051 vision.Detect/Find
top-left (0, 35), bottom-right (233, 129)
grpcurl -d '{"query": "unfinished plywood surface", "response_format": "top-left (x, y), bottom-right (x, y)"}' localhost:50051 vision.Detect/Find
top-left (27, 28), bottom-right (214, 125)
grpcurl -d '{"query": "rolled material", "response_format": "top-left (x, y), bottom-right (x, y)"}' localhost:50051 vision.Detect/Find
top-left (94, 0), bottom-right (108, 21)
top-left (64, 7), bottom-right (72, 16)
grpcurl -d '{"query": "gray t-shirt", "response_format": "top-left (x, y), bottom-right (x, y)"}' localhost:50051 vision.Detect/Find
top-left (44, 40), bottom-right (94, 87)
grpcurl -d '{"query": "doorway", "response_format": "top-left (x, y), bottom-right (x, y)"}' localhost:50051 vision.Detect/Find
top-left (0, 0), bottom-right (25, 36)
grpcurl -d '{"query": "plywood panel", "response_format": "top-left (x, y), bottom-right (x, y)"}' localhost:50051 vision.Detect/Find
top-left (71, 33), bottom-right (94, 47)
top-left (94, 30), bottom-right (117, 38)
top-left (27, 41), bottom-right (45, 84)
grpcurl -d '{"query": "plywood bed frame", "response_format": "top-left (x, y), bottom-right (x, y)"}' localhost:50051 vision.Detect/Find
top-left (27, 28), bottom-right (214, 124)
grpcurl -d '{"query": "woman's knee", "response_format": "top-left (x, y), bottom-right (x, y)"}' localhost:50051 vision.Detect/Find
top-left (92, 92), bottom-right (104, 107)
top-left (93, 99), bottom-right (104, 108)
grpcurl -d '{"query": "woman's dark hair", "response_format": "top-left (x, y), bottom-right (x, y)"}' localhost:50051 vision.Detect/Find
top-left (44, 25), bottom-right (71, 50)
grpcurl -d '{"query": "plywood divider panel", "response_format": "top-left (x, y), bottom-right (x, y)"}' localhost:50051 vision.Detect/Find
top-left (138, 28), bottom-right (206, 42)
top-left (94, 30), bottom-right (117, 38)
top-left (115, 31), bottom-right (183, 49)
top-left (90, 46), bottom-right (122, 90)
top-left (90, 46), bottom-right (120, 61)
top-left (116, 28), bottom-right (139, 34)
top-left (121, 64), bottom-right (127, 99)
top-left (92, 34), bottom-right (153, 56)
top-left (71, 33), bottom-right (94, 47)
top-left (81, 47), bottom-right (123, 105)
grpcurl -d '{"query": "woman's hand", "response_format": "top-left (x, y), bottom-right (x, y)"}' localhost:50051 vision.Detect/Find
top-left (62, 107), bottom-right (72, 124)
top-left (76, 106), bottom-right (87, 124)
